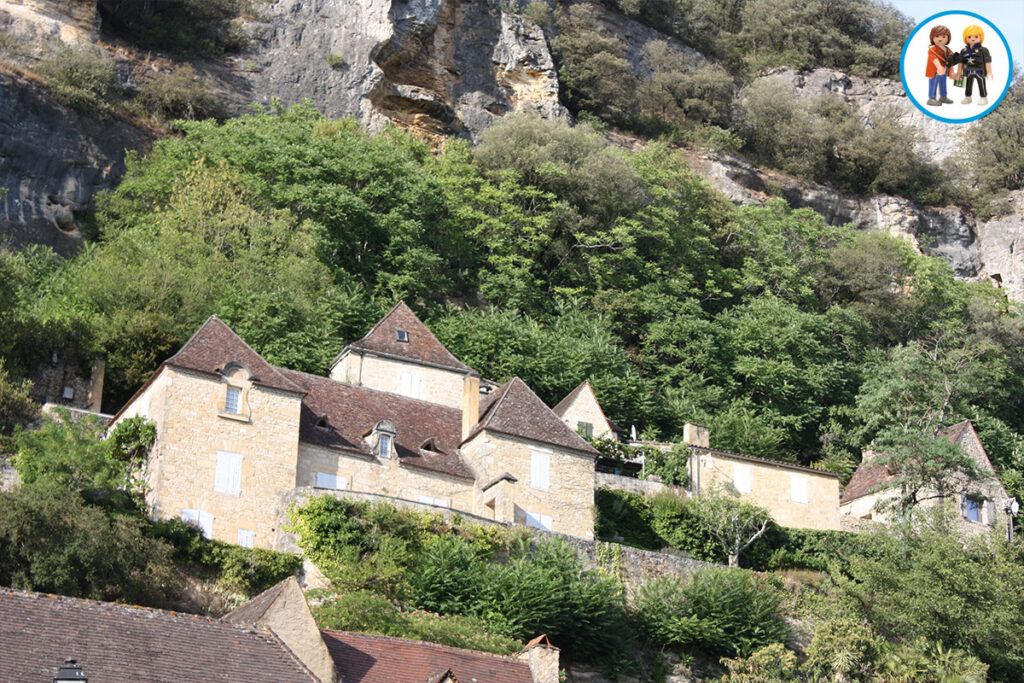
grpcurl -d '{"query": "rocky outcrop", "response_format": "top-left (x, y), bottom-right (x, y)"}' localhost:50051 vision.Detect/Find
top-left (688, 150), bottom-right (1024, 299)
top-left (0, 66), bottom-right (153, 255)
top-left (759, 68), bottom-right (973, 165)
top-left (226, 0), bottom-right (567, 143)
top-left (0, 0), bottom-right (98, 45)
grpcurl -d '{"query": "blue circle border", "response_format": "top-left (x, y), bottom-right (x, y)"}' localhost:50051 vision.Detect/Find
top-left (900, 10), bottom-right (1013, 124)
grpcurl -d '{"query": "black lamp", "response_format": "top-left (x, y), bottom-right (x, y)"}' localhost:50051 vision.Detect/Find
top-left (53, 659), bottom-right (87, 682)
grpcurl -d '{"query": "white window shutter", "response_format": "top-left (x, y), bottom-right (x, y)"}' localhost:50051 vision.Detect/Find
top-left (237, 529), bottom-right (255, 548)
top-left (540, 514), bottom-right (553, 531)
top-left (525, 511), bottom-right (553, 531)
top-left (985, 500), bottom-right (996, 526)
top-left (790, 475), bottom-right (809, 504)
top-left (215, 451), bottom-right (242, 495)
top-left (531, 450), bottom-right (551, 491)
top-left (733, 463), bottom-right (752, 494)
top-left (198, 511), bottom-right (214, 538)
top-left (181, 509), bottom-right (199, 525)
top-left (316, 472), bottom-right (338, 489)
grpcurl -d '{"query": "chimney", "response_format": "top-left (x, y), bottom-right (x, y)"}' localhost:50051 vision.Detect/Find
top-left (518, 636), bottom-right (560, 683)
top-left (462, 372), bottom-right (481, 440)
top-left (87, 356), bottom-right (105, 413)
top-left (683, 422), bottom-right (710, 449)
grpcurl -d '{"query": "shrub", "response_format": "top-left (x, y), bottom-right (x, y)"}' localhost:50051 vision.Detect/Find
top-left (720, 643), bottom-right (798, 682)
top-left (38, 41), bottom-right (120, 114)
top-left (134, 65), bottom-right (221, 121)
top-left (595, 488), bottom-right (662, 550)
top-left (649, 493), bottom-right (724, 562)
top-left (802, 617), bottom-right (881, 681)
top-left (878, 638), bottom-right (988, 682)
top-left (325, 53), bottom-right (345, 69)
top-left (635, 568), bottom-right (789, 658)
top-left (97, 0), bottom-right (248, 56)
top-left (313, 590), bottom-right (524, 655)
top-left (0, 360), bottom-right (38, 454)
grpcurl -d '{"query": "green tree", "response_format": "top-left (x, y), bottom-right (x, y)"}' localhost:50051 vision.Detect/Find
top-left (0, 360), bottom-right (39, 454)
top-left (691, 487), bottom-right (773, 567)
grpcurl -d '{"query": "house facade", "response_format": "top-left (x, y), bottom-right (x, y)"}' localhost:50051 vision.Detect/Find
top-left (550, 382), bottom-right (842, 531)
top-left (840, 420), bottom-right (1013, 537)
top-left (110, 302), bottom-right (598, 549)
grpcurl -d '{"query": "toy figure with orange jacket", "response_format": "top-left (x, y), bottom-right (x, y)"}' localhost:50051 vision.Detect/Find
top-left (925, 25), bottom-right (954, 106)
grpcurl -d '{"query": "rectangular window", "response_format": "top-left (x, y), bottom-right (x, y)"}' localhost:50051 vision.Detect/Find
top-left (790, 475), bottom-right (809, 504)
top-left (399, 372), bottom-right (422, 399)
top-left (237, 529), bottom-right (255, 548)
top-left (181, 509), bottom-right (214, 538)
top-left (214, 450), bottom-right (243, 495)
top-left (733, 463), bottom-right (752, 494)
top-left (378, 434), bottom-right (392, 459)
top-left (530, 449), bottom-right (551, 491)
top-left (418, 495), bottom-right (448, 508)
top-left (577, 421), bottom-right (594, 438)
top-left (525, 511), bottom-right (553, 531)
top-left (225, 386), bottom-right (241, 414)
top-left (966, 498), bottom-right (981, 522)
top-left (315, 472), bottom-right (348, 490)
top-left (396, 329), bottom-right (410, 342)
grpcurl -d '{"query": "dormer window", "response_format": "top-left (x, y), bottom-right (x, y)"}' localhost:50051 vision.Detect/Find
top-left (372, 420), bottom-right (397, 459)
top-left (316, 414), bottom-right (330, 430)
top-left (225, 386), bottom-right (241, 414)
top-left (396, 329), bottom-right (410, 342)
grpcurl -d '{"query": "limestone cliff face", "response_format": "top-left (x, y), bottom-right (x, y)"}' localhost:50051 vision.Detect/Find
top-left (0, 0), bottom-right (98, 45)
top-left (0, 67), bottom-right (153, 255)
top-left (689, 150), bottom-right (1024, 300)
top-left (228, 0), bottom-right (567, 142)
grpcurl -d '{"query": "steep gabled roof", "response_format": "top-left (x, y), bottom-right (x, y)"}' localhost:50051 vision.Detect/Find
top-left (0, 588), bottom-right (318, 682)
top-left (468, 378), bottom-right (598, 456)
top-left (840, 455), bottom-right (891, 505)
top-left (551, 379), bottom-right (622, 438)
top-left (167, 315), bottom-right (304, 394)
top-left (338, 301), bottom-right (474, 373)
top-left (321, 631), bottom-right (533, 683)
top-left (278, 367), bottom-right (475, 480)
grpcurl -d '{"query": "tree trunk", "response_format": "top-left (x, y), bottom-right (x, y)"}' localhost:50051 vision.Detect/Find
top-left (728, 553), bottom-right (739, 567)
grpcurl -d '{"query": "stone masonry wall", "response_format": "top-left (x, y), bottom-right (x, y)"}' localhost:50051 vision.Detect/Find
top-left (558, 387), bottom-right (614, 440)
top-left (275, 487), bottom-right (714, 592)
top-left (696, 451), bottom-right (841, 530)
top-left (596, 472), bottom-right (673, 497)
top-left (330, 351), bottom-right (469, 410)
top-left (462, 429), bottom-right (596, 539)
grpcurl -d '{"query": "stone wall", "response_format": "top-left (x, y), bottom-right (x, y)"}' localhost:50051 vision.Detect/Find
top-left (331, 351), bottom-right (469, 410)
top-left (596, 472), bottom-right (673, 497)
top-left (557, 383), bottom-right (615, 440)
top-left (145, 366), bottom-right (304, 549)
top-left (462, 429), bottom-right (596, 539)
top-left (695, 450), bottom-right (841, 530)
top-left (275, 487), bottom-right (714, 590)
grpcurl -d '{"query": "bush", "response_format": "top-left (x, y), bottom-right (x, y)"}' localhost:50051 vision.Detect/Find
top-left (97, 0), bottom-right (248, 56)
top-left (802, 617), bottom-right (880, 681)
top-left (0, 482), bottom-right (177, 604)
top-left (595, 488), bottom-right (662, 550)
top-left (134, 65), bottom-right (221, 121)
top-left (0, 360), bottom-right (38, 454)
top-left (635, 568), bottom-right (789, 658)
top-left (37, 41), bottom-right (120, 114)
top-left (720, 643), bottom-right (798, 682)
top-left (313, 590), bottom-right (525, 655)
top-left (325, 53), bottom-right (345, 69)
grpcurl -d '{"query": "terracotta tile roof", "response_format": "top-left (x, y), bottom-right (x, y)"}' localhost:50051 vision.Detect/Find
top-left (469, 378), bottom-right (598, 456)
top-left (341, 301), bottom-right (474, 373)
top-left (278, 367), bottom-right (475, 480)
top-left (166, 315), bottom-right (304, 394)
top-left (939, 419), bottom-right (972, 446)
top-left (221, 579), bottom-right (287, 625)
top-left (321, 630), bottom-right (534, 683)
top-left (0, 588), bottom-right (318, 682)
top-left (840, 456), bottom-right (892, 504)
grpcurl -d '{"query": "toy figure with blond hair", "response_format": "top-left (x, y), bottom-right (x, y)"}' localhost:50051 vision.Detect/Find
top-left (952, 24), bottom-right (993, 105)
top-left (925, 25), bottom-right (954, 106)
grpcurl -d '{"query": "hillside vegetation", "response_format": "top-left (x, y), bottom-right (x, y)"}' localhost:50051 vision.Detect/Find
top-left (3, 105), bottom-right (1024, 492)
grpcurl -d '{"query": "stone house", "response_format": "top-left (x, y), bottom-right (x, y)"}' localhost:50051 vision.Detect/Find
top-left (840, 420), bottom-right (1013, 538)
top-left (553, 385), bottom-right (843, 531)
top-left (109, 302), bottom-right (598, 549)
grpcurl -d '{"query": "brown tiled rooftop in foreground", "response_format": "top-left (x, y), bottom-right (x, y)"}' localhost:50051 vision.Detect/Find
top-left (322, 630), bottom-right (535, 683)
top-left (0, 588), bottom-right (318, 682)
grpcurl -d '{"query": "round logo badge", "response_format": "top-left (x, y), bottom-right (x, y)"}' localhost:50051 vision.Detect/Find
top-left (900, 10), bottom-right (1013, 123)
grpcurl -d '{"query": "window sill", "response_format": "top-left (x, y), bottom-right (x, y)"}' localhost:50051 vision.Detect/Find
top-left (218, 411), bottom-right (251, 424)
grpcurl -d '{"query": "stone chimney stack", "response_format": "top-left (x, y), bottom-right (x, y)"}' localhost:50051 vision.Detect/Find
top-left (87, 356), bottom-right (105, 413)
top-left (517, 636), bottom-right (560, 683)
top-left (462, 372), bottom-right (481, 440)
top-left (683, 422), bottom-right (710, 449)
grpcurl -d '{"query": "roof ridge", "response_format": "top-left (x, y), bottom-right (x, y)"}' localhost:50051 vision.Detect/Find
top-left (0, 586), bottom-right (271, 633)
top-left (470, 377), bottom-right (516, 437)
top-left (320, 629), bottom-right (528, 663)
top-left (551, 379), bottom-right (589, 417)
